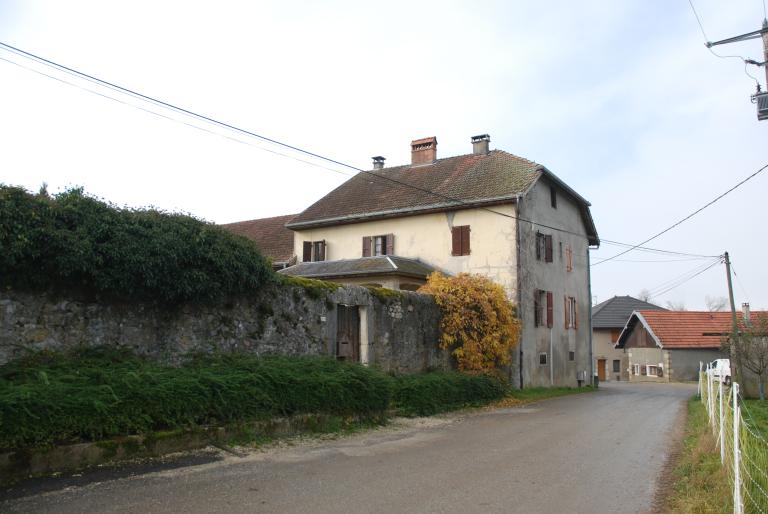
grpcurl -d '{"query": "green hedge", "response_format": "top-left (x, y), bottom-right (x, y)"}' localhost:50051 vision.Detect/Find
top-left (391, 371), bottom-right (507, 416)
top-left (0, 349), bottom-right (392, 451)
top-left (0, 186), bottom-right (273, 303)
top-left (0, 348), bottom-right (512, 450)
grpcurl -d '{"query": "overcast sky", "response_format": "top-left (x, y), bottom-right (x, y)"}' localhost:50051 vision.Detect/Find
top-left (1, 1), bottom-right (767, 310)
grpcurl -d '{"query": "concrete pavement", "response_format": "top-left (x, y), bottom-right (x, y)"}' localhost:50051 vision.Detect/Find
top-left (1, 381), bottom-right (695, 514)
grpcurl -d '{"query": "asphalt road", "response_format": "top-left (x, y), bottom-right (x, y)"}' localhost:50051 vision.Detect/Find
top-left (1, 381), bottom-right (696, 514)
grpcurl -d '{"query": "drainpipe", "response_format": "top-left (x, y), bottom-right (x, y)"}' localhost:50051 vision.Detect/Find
top-left (515, 194), bottom-right (524, 389)
top-left (587, 245), bottom-right (594, 386)
top-left (550, 326), bottom-right (554, 386)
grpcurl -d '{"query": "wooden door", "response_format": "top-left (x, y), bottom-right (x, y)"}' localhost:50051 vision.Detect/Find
top-left (336, 305), bottom-right (360, 362)
top-left (597, 359), bottom-right (607, 381)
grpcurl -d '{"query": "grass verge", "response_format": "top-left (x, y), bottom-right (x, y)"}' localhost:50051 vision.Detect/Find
top-left (667, 398), bottom-right (732, 514)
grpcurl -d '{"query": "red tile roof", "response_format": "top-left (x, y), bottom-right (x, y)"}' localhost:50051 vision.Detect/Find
top-left (220, 214), bottom-right (296, 263)
top-left (635, 310), bottom-right (768, 349)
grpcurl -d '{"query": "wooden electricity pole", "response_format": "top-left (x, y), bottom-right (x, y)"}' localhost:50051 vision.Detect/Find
top-left (724, 251), bottom-right (742, 383)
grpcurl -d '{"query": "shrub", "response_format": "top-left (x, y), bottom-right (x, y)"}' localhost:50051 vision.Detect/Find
top-left (419, 272), bottom-right (521, 372)
top-left (0, 186), bottom-right (274, 303)
top-left (391, 371), bottom-right (507, 416)
top-left (0, 348), bottom-right (392, 450)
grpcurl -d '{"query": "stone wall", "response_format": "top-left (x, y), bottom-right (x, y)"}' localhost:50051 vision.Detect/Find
top-left (0, 283), bottom-right (449, 373)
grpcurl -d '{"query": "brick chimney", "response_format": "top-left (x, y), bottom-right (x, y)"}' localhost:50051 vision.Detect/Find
top-left (471, 134), bottom-right (490, 154)
top-left (372, 156), bottom-right (385, 170)
top-left (411, 137), bottom-right (437, 165)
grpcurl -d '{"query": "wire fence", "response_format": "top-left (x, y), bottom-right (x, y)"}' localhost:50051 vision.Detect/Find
top-left (700, 364), bottom-right (768, 514)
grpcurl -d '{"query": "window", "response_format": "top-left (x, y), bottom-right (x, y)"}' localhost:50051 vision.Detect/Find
top-left (550, 185), bottom-right (557, 209)
top-left (373, 235), bottom-right (389, 256)
top-left (302, 240), bottom-right (326, 262)
top-left (313, 241), bottom-right (326, 261)
top-left (613, 359), bottom-right (621, 373)
top-left (362, 234), bottom-right (394, 257)
top-left (535, 232), bottom-right (553, 262)
top-left (451, 225), bottom-right (471, 256)
top-left (569, 351), bottom-right (575, 361)
top-left (632, 364), bottom-right (640, 375)
top-left (535, 289), bottom-right (553, 328)
top-left (565, 245), bottom-right (573, 272)
top-left (647, 365), bottom-right (658, 376)
top-left (564, 296), bottom-right (577, 329)
top-left (539, 353), bottom-right (548, 365)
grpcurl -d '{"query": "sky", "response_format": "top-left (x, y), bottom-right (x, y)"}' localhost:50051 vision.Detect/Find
top-left (1, 0), bottom-right (767, 310)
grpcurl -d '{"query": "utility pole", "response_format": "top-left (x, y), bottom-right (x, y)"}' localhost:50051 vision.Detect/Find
top-left (724, 251), bottom-right (742, 383)
top-left (706, 18), bottom-right (768, 120)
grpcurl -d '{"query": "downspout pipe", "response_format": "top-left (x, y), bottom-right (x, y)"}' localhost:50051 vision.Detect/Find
top-left (587, 245), bottom-right (594, 386)
top-left (550, 326), bottom-right (554, 386)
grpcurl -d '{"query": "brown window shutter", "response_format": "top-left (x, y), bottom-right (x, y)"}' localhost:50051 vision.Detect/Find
top-left (451, 227), bottom-right (461, 256)
top-left (545, 235), bottom-right (553, 263)
top-left (303, 241), bottom-right (312, 262)
top-left (362, 236), bottom-right (371, 257)
top-left (534, 290), bottom-right (541, 327)
top-left (574, 300), bottom-right (579, 329)
top-left (317, 240), bottom-right (326, 261)
top-left (564, 295), bottom-right (569, 329)
top-left (461, 226), bottom-right (470, 255)
top-left (546, 291), bottom-right (553, 328)
top-left (386, 234), bottom-right (394, 256)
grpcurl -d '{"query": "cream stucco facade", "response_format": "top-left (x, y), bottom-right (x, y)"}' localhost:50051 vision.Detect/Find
top-left (291, 205), bottom-right (519, 297)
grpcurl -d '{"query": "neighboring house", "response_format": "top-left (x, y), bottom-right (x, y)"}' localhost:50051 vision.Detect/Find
top-left (221, 214), bottom-right (297, 270)
top-left (591, 296), bottom-right (666, 382)
top-left (615, 307), bottom-right (767, 382)
top-left (278, 134), bottom-right (599, 387)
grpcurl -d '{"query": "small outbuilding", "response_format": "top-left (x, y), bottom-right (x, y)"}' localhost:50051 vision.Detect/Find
top-left (615, 309), bottom-right (762, 382)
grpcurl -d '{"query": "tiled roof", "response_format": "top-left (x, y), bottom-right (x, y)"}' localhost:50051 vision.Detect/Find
top-left (220, 214), bottom-right (296, 263)
top-left (288, 150), bottom-right (540, 227)
top-left (618, 310), bottom-right (768, 349)
top-left (278, 256), bottom-right (438, 280)
top-left (592, 296), bottom-right (666, 328)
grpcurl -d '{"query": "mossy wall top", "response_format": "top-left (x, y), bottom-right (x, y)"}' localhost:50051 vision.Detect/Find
top-left (0, 283), bottom-right (448, 373)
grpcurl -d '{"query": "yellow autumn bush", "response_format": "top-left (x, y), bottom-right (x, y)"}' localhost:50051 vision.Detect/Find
top-left (419, 272), bottom-right (521, 372)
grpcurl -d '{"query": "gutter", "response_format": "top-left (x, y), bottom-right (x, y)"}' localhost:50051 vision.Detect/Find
top-left (286, 196), bottom-right (520, 230)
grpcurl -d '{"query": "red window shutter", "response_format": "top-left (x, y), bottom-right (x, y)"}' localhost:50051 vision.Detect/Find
top-left (545, 235), bottom-right (553, 263)
top-left (317, 240), bottom-right (326, 261)
top-left (564, 295), bottom-right (569, 329)
top-left (303, 241), bottom-right (312, 262)
top-left (534, 290), bottom-right (541, 327)
top-left (461, 226), bottom-right (470, 255)
top-left (386, 234), bottom-right (394, 256)
top-left (451, 227), bottom-right (461, 256)
top-left (546, 291), bottom-right (553, 328)
top-left (362, 236), bottom-right (371, 257)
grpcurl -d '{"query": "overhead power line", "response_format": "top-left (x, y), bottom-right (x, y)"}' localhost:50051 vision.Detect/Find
top-left (598, 239), bottom-right (719, 258)
top-left (686, 0), bottom-right (763, 84)
top-left (0, 41), bottom-right (596, 240)
top-left (593, 162), bottom-right (768, 266)
top-left (651, 260), bottom-right (722, 298)
top-left (0, 41), bottom-right (747, 266)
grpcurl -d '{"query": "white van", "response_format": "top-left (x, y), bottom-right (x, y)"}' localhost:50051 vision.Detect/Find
top-left (708, 359), bottom-right (731, 385)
